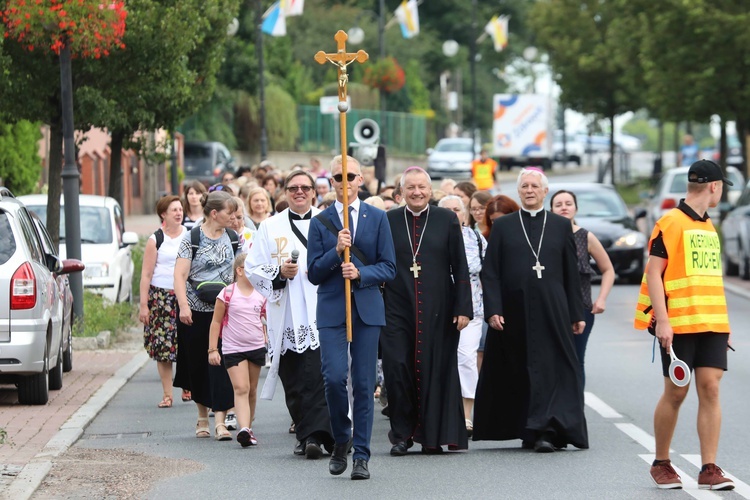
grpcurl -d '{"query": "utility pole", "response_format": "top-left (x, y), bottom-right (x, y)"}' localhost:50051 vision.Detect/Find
top-left (470, 0), bottom-right (479, 158)
top-left (257, 0), bottom-right (268, 161)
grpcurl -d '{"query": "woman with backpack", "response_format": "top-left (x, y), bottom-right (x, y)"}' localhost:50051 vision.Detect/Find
top-left (139, 195), bottom-right (188, 409)
top-left (174, 191), bottom-right (240, 440)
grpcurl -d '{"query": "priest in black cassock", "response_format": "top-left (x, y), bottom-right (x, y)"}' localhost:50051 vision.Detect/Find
top-left (382, 166), bottom-right (472, 455)
top-left (474, 167), bottom-right (589, 453)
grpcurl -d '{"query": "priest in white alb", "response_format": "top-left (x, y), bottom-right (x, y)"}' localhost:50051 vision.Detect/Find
top-left (473, 167), bottom-right (588, 453)
top-left (245, 170), bottom-right (334, 458)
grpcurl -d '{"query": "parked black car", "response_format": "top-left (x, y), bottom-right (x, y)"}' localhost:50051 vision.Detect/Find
top-left (547, 183), bottom-right (647, 284)
top-left (183, 141), bottom-right (236, 187)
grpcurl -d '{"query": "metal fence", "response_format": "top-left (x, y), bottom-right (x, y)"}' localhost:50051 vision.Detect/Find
top-left (298, 105), bottom-right (427, 156)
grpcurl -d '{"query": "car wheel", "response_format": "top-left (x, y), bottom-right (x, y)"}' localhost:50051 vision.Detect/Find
top-left (724, 249), bottom-right (740, 276)
top-left (49, 340), bottom-right (64, 391)
top-left (740, 247), bottom-right (750, 281)
top-left (18, 342), bottom-right (50, 405)
top-left (63, 314), bottom-right (73, 373)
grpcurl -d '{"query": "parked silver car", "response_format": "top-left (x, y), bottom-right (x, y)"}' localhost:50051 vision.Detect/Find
top-left (0, 188), bottom-right (84, 404)
top-left (425, 138), bottom-right (476, 180)
top-left (721, 178), bottom-right (750, 279)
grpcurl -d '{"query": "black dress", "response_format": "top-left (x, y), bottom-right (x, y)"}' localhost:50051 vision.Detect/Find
top-left (473, 209), bottom-right (588, 449)
top-left (381, 206), bottom-right (473, 450)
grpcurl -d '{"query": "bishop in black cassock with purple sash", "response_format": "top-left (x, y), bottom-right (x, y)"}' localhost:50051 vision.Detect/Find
top-left (382, 167), bottom-right (472, 455)
top-left (473, 167), bottom-right (588, 453)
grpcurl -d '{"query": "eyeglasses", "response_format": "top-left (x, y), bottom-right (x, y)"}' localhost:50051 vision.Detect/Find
top-left (470, 206), bottom-right (486, 213)
top-left (286, 185), bottom-right (313, 193)
top-left (332, 173), bottom-right (358, 183)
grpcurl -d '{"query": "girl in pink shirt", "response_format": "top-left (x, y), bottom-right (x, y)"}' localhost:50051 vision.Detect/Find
top-left (209, 253), bottom-right (267, 447)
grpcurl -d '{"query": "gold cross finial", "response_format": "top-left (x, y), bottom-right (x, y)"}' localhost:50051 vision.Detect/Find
top-left (314, 30), bottom-right (369, 108)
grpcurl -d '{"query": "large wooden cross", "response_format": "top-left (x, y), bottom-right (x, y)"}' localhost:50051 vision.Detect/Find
top-left (314, 30), bottom-right (368, 342)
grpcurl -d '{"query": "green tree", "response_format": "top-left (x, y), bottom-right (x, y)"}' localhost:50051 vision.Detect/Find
top-left (0, 120), bottom-right (42, 195)
top-left (530, 0), bottom-right (644, 184)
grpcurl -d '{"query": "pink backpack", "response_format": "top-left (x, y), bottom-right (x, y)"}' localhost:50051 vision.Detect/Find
top-left (220, 284), bottom-right (236, 336)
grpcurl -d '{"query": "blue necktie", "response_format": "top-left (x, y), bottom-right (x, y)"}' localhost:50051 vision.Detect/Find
top-left (348, 206), bottom-right (355, 241)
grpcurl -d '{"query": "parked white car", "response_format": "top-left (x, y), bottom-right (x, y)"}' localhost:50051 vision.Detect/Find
top-left (645, 165), bottom-right (745, 230)
top-left (425, 138), bottom-right (476, 180)
top-left (20, 195), bottom-right (139, 303)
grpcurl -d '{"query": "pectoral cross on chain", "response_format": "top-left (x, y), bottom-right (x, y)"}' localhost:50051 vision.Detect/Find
top-left (314, 31), bottom-right (369, 104)
top-left (410, 260), bottom-right (421, 279)
top-left (532, 261), bottom-right (545, 279)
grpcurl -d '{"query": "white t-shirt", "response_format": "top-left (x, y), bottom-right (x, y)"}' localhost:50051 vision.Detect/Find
top-left (149, 226), bottom-right (188, 290)
top-left (217, 284), bottom-right (267, 354)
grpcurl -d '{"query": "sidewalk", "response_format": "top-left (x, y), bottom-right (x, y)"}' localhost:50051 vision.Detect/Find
top-left (0, 349), bottom-right (147, 499)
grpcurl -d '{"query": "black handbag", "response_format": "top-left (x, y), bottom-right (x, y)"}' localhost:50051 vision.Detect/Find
top-left (191, 280), bottom-right (227, 304)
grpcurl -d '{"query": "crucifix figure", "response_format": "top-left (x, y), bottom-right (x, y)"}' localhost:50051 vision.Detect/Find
top-left (314, 30), bottom-right (368, 342)
top-left (532, 260), bottom-right (545, 279)
top-left (409, 261), bottom-right (421, 279)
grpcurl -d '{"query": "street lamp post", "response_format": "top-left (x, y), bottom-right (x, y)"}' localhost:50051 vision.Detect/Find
top-left (256, 0), bottom-right (268, 161)
top-left (470, 0), bottom-right (479, 159)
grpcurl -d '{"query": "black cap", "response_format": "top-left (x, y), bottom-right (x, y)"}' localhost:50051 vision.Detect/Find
top-left (688, 159), bottom-right (733, 186)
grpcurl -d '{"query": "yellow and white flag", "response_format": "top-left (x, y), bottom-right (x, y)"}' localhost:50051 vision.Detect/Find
top-left (485, 15), bottom-right (510, 52)
top-left (395, 0), bottom-right (419, 39)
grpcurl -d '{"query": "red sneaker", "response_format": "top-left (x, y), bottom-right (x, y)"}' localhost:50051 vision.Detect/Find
top-left (698, 464), bottom-right (734, 490)
top-left (650, 460), bottom-right (682, 489)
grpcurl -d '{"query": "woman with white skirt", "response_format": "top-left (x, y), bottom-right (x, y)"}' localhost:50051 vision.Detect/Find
top-left (438, 195), bottom-right (486, 437)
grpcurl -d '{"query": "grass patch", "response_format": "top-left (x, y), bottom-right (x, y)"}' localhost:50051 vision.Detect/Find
top-left (615, 179), bottom-right (652, 207)
top-left (131, 235), bottom-right (146, 301)
top-left (73, 291), bottom-right (137, 337)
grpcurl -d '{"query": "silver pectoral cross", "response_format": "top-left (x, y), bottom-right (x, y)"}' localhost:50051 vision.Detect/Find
top-left (532, 260), bottom-right (545, 279)
top-left (410, 260), bottom-right (421, 278)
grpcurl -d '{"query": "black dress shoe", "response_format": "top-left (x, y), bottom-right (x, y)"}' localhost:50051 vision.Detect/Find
top-left (521, 440), bottom-right (534, 450)
top-left (293, 440), bottom-right (305, 456)
top-left (351, 459), bottom-right (370, 480)
top-left (329, 442), bottom-right (349, 476)
top-left (533, 438), bottom-right (555, 453)
top-left (305, 438), bottom-right (323, 459)
top-left (390, 441), bottom-right (409, 456)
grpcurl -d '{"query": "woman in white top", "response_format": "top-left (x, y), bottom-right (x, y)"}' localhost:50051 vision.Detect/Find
top-left (246, 187), bottom-right (271, 231)
top-left (182, 181), bottom-right (207, 230)
top-left (139, 195), bottom-right (188, 408)
top-left (231, 197), bottom-right (255, 252)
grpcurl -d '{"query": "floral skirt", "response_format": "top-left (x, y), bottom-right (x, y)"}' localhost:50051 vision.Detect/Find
top-left (144, 285), bottom-right (178, 362)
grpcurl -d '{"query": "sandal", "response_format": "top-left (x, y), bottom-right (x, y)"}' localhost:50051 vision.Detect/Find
top-left (215, 423), bottom-right (232, 441)
top-left (374, 385), bottom-right (382, 399)
top-left (289, 422), bottom-right (295, 434)
top-left (181, 390), bottom-right (192, 402)
top-left (465, 419), bottom-right (473, 438)
top-left (157, 395), bottom-right (173, 408)
top-left (195, 417), bottom-right (210, 438)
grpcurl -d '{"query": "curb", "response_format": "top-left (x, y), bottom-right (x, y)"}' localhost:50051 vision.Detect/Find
top-left (3, 351), bottom-right (149, 500)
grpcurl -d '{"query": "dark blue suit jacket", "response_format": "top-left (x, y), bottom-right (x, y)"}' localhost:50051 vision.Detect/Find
top-left (307, 202), bottom-right (397, 328)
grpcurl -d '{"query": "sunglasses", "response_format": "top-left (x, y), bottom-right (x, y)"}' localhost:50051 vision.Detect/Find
top-left (208, 184), bottom-right (231, 193)
top-left (333, 173), bottom-right (358, 183)
top-left (286, 185), bottom-right (313, 193)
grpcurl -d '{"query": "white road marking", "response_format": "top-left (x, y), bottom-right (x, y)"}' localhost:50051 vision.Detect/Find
top-left (640, 454), bottom-right (722, 499)
top-left (616, 422), bottom-right (658, 453)
top-left (584, 391), bottom-right (623, 418)
top-left (682, 454), bottom-right (750, 499)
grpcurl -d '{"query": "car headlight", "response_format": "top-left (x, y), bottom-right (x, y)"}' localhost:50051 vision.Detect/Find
top-left (84, 262), bottom-right (110, 278)
top-left (614, 231), bottom-right (646, 248)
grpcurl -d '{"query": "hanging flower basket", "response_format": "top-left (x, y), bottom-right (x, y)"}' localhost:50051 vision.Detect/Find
top-left (2, 0), bottom-right (127, 57)
top-left (363, 56), bottom-right (406, 94)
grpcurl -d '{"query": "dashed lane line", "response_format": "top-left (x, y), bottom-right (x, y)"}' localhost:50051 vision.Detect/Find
top-left (682, 454), bottom-right (750, 499)
top-left (640, 454), bottom-right (722, 499)
top-left (584, 391), bottom-right (623, 419)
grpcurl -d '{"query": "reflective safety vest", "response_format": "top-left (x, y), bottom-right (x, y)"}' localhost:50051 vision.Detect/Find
top-left (634, 208), bottom-right (729, 334)
top-left (472, 159), bottom-right (497, 190)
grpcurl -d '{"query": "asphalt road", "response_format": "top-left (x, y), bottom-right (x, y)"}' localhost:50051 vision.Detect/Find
top-left (66, 287), bottom-right (750, 500)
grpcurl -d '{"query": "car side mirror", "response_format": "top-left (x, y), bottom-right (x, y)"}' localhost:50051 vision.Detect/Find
top-left (59, 259), bottom-right (85, 275)
top-left (633, 208), bottom-right (647, 220)
top-left (122, 231), bottom-right (139, 246)
top-left (426, 148), bottom-right (434, 156)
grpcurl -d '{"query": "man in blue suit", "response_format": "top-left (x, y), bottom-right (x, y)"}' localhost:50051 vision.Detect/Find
top-left (308, 155), bottom-right (397, 480)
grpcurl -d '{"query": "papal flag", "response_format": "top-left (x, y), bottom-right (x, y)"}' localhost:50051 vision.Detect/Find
top-left (262, 1), bottom-right (286, 36)
top-left (282, 0), bottom-right (304, 17)
top-left (395, 0), bottom-right (419, 39)
top-left (485, 15), bottom-right (510, 52)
